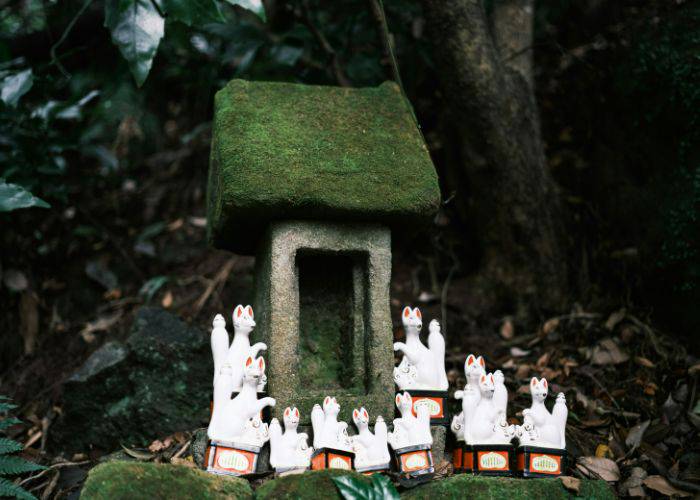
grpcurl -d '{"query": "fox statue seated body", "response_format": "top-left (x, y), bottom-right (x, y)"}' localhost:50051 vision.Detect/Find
top-left (207, 356), bottom-right (276, 446)
top-left (211, 305), bottom-right (267, 392)
top-left (393, 307), bottom-right (448, 391)
top-left (310, 397), bottom-right (353, 452)
top-left (269, 407), bottom-right (313, 470)
top-left (468, 373), bottom-right (515, 445)
top-left (517, 377), bottom-right (567, 449)
top-left (351, 407), bottom-right (390, 469)
top-left (388, 392), bottom-right (433, 450)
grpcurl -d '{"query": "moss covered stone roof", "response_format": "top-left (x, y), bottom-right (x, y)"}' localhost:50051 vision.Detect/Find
top-left (207, 79), bottom-right (440, 254)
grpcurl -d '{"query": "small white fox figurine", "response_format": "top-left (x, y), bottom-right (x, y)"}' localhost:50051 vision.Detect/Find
top-left (211, 306), bottom-right (267, 392)
top-left (517, 377), bottom-right (567, 449)
top-left (469, 373), bottom-right (514, 445)
top-left (452, 354), bottom-right (486, 443)
top-left (393, 307), bottom-right (448, 391)
top-left (269, 407), bottom-right (313, 471)
top-left (207, 356), bottom-right (276, 445)
top-left (388, 392), bottom-right (432, 450)
top-left (310, 396), bottom-right (352, 452)
top-left (351, 407), bottom-right (390, 469)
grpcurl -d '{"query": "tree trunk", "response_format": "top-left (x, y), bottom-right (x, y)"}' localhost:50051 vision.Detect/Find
top-left (421, 0), bottom-right (567, 314)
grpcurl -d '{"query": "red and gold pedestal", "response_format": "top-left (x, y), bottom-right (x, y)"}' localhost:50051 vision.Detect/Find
top-left (516, 446), bottom-right (566, 477)
top-left (393, 444), bottom-right (434, 478)
top-left (470, 444), bottom-right (515, 476)
top-left (310, 448), bottom-right (354, 471)
top-left (205, 440), bottom-right (261, 476)
top-left (396, 390), bottom-right (449, 426)
top-left (451, 442), bottom-right (473, 473)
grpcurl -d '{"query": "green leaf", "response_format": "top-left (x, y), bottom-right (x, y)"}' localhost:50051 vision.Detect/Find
top-left (369, 474), bottom-right (399, 500)
top-left (161, 0), bottom-right (224, 26)
top-left (332, 475), bottom-right (373, 500)
top-left (139, 275), bottom-right (168, 302)
top-left (0, 69), bottom-right (33, 107)
top-left (0, 418), bottom-right (21, 432)
top-left (0, 181), bottom-right (50, 212)
top-left (104, 0), bottom-right (165, 86)
top-left (0, 438), bottom-right (22, 456)
top-left (0, 477), bottom-right (36, 500)
top-left (225, 0), bottom-right (265, 21)
top-left (0, 456), bottom-right (44, 475)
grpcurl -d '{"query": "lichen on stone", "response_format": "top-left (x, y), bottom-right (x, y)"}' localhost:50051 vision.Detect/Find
top-left (207, 80), bottom-right (440, 254)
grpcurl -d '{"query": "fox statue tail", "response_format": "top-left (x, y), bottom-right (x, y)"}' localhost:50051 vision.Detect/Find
top-left (427, 319), bottom-right (448, 390)
top-left (552, 393), bottom-right (568, 448)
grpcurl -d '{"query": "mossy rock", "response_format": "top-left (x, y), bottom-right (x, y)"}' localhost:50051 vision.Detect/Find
top-left (255, 469), bottom-right (372, 500)
top-left (80, 461), bottom-right (252, 499)
top-left (207, 79), bottom-right (440, 254)
top-left (401, 474), bottom-right (615, 499)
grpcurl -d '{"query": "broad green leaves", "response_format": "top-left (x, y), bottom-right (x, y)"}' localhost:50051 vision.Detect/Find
top-left (0, 181), bottom-right (50, 212)
top-left (332, 474), bottom-right (400, 500)
top-left (226, 0), bottom-right (265, 21)
top-left (104, 0), bottom-right (165, 87)
top-left (0, 69), bottom-right (33, 107)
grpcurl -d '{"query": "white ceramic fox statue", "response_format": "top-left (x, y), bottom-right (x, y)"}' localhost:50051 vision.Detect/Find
top-left (207, 356), bottom-right (276, 445)
top-left (388, 392), bottom-right (432, 450)
top-left (310, 396), bottom-right (352, 452)
top-left (269, 407), bottom-right (313, 471)
top-left (393, 307), bottom-right (448, 391)
top-left (351, 407), bottom-right (390, 469)
top-left (469, 373), bottom-right (514, 445)
top-left (211, 305), bottom-right (267, 392)
top-left (452, 354), bottom-right (486, 443)
top-left (517, 377), bottom-right (567, 449)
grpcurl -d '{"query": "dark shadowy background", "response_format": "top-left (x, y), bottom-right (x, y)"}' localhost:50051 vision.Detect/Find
top-left (0, 0), bottom-right (698, 497)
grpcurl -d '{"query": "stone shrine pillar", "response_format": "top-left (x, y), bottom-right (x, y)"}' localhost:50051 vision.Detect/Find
top-left (207, 79), bottom-right (440, 426)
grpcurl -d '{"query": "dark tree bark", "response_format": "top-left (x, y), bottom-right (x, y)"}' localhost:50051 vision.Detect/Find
top-left (421, 0), bottom-right (567, 313)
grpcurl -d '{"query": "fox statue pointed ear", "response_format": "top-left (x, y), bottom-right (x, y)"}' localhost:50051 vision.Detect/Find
top-left (257, 357), bottom-right (265, 371)
top-left (481, 374), bottom-right (486, 382)
top-left (414, 307), bottom-right (422, 318)
top-left (353, 409), bottom-right (359, 419)
top-left (325, 396), bottom-right (331, 405)
top-left (395, 394), bottom-right (402, 406)
top-left (361, 407), bottom-right (368, 419)
top-left (284, 407), bottom-right (290, 417)
top-left (490, 374), bottom-right (494, 383)
top-left (542, 379), bottom-right (548, 388)
top-left (467, 354), bottom-right (475, 366)
top-left (245, 356), bottom-right (253, 367)
top-left (403, 306), bottom-right (411, 318)
top-left (294, 408), bottom-right (299, 418)
top-left (246, 305), bottom-right (254, 318)
top-left (234, 305), bottom-right (243, 318)
top-left (479, 356), bottom-right (485, 367)
top-left (531, 377), bottom-right (538, 386)
top-left (404, 392), bottom-right (412, 404)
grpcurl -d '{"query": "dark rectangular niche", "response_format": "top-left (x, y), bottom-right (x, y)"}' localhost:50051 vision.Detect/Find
top-left (296, 251), bottom-right (368, 393)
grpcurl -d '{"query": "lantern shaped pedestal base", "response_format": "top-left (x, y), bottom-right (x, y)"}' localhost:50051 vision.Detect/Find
top-left (396, 390), bottom-right (449, 426)
top-left (451, 442), bottom-right (473, 473)
top-left (205, 440), bottom-right (261, 476)
top-left (393, 444), bottom-right (434, 478)
top-left (310, 448), bottom-right (354, 471)
top-left (470, 444), bottom-right (515, 476)
top-left (355, 463), bottom-right (390, 475)
top-left (516, 446), bottom-right (566, 477)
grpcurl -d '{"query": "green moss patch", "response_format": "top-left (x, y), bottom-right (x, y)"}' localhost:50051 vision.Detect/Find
top-left (80, 462), bottom-right (253, 500)
top-left (207, 80), bottom-right (440, 254)
top-left (401, 474), bottom-right (615, 500)
top-left (255, 469), bottom-right (372, 500)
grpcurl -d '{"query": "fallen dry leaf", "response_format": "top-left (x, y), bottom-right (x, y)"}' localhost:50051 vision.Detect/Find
top-left (4, 268), bottom-right (28, 291)
top-left (595, 444), bottom-right (613, 458)
top-left (634, 356), bottom-right (655, 368)
top-left (591, 338), bottom-right (629, 365)
top-left (536, 351), bottom-right (550, 369)
top-left (121, 444), bottom-right (155, 461)
top-left (559, 476), bottom-right (581, 493)
top-left (643, 475), bottom-right (692, 497)
top-left (161, 291), bottom-right (173, 308)
top-left (688, 363), bottom-right (700, 376)
top-left (542, 317), bottom-right (560, 336)
top-left (500, 318), bottom-right (514, 339)
top-left (80, 312), bottom-right (121, 343)
top-left (171, 457), bottom-right (196, 468)
top-left (510, 347), bottom-right (530, 357)
top-left (20, 291), bottom-right (39, 355)
top-left (577, 456), bottom-right (620, 482)
top-left (605, 308), bottom-right (626, 330)
top-left (625, 420), bottom-right (650, 452)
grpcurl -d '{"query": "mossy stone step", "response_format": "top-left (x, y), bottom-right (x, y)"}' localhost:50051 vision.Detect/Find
top-left (401, 474), bottom-right (615, 499)
top-left (255, 469), bottom-right (372, 499)
top-left (207, 79), bottom-right (440, 254)
top-left (80, 462), bottom-right (253, 499)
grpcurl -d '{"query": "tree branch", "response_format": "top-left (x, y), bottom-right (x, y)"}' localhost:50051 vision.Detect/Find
top-left (300, 0), bottom-right (351, 87)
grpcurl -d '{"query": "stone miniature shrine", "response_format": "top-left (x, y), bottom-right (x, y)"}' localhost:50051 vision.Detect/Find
top-left (207, 79), bottom-right (441, 424)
